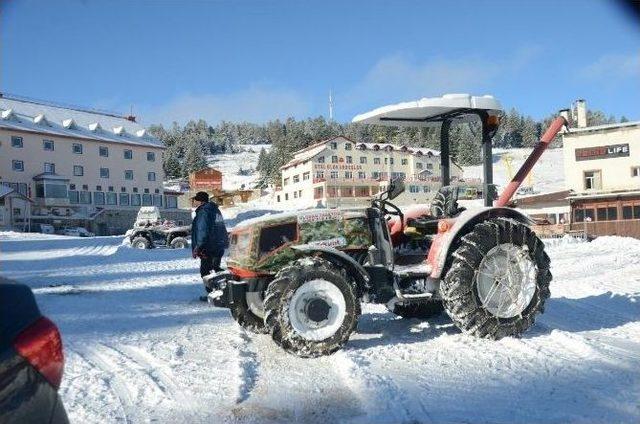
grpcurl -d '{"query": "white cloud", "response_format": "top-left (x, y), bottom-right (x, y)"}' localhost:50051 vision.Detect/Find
top-left (140, 85), bottom-right (312, 126)
top-left (580, 53), bottom-right (640, 80)
top-left (341, 47), bottom-right (541, 116)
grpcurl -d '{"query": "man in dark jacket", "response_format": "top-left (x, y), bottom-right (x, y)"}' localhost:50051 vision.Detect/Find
top-left (191, 192), bottom-right (229, 282)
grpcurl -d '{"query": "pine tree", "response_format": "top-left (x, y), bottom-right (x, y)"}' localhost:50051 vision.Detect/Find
top-left (183, 141), bottom-right (208, 176)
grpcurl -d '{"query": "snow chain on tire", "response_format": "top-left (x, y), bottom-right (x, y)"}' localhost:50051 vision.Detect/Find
top-left (263, 257), bottom-right (360, 357)
top-left (230, 294), bottom-right (268, 334)
top-left (441, 218), bottom-right (551, 339)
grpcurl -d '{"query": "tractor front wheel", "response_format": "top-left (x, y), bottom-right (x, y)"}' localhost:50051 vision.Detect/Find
top-left (263, 257), bottom-right (360, 357)
top-left (441, 218), bottom-right (551, 339)
top-left (230, 291), bottom-right (268, 334)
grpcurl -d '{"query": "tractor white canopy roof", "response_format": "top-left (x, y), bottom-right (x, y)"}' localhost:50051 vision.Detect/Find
top-left (352, 93), bottom-right (502, 127)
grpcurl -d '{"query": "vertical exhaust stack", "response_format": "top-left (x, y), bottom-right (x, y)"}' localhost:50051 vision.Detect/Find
top-left (573, 99), bottom-right (587, 128)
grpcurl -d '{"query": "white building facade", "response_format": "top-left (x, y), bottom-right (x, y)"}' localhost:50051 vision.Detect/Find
top-left (0, 94), bottom-right (184, 234)
top-left (274, 136), bottom-right (465, 209)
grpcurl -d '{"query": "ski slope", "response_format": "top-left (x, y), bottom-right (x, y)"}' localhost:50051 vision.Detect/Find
top-left (1, 233), bottom-right (639, 423)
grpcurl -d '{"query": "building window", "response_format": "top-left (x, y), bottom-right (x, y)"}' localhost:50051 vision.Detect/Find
top-left (426, 163), bottom-right (433, 170)
top-left (147, 152), bottom-right (155, 162)
top-left (331, 156), bottom-right (338, 163)
top-left (124, 149), bottom-right (133, 160)
top-left (79, 191), bottom-right (91, 204)
top-left (125, 170), bottom-right (134, 180)
top-left (144, 188), bottom-right (149, 194)
top-left (372, 171), bottom-right (380, 179)
top-left (11, 136), bottom-right (23, 148)
top-left (94, 191), bottom-right (105, 205)
top-left (293, 191), bottom-right (298, 199)
top-left (374, 157), bottom-right (381, 165)
top-left (44, 163), bottom-right (55, 174)
top-left (82, 184), bottom-right (88, 190)
top-left (97, 146), bottom-right (108, 157)
top-left (100, 168), bottom-right (110, 178)
top-left (416, 162), bottom-right (423, 169)
top-left (360, 157), bottom-right (367, 164)
top-left (583, 170), bottom-right (601, 190)
top-left (106, 192), bottom-right (117, 205)
top-left (402, 159), bottom-right (408, 165)
top-left (330, 142), bottom-right (337, 150)
top-left (166, 195), bottom-right (178, 209)
top-left (303, 172), bottom-right (310, 181)
top-left (315, 171), bottom-right (324, 180)
top-left (108, 186), bottom-right (114, 191)
top-left (317, 156), bottom-right (325, 163)
top-left (11, 160), bottom-right (24, 171)
top-left (119, 193), bottom-right (130, 206)
top-left (43, 139), bottom-right (54, 151)
top-left (285, 193), bottom-right (289, 201)
top-left (621, 205), bottom-right (640, 220)
top-left (344, 143), bottom-right (352, 150)
top-left (153, 194), bottom-right (163, 206)
top-left (390, 158), bottom-right (394, 165)
top-left (345, 171), bottom-right (353, 179)
top-left (132, 187), bottom-right (137, 193)
top-left (632, 166), bottom-right (640, 177)
top-left (358, 171), bottom-right (366, 179)
top-left (68, 190), bottom-right (79, 204)
top-left (283, 177), bottom-right (290, 186)
top-left (293, 175), bottom-right (300, 184)
top-left (131, 193), bottom-right (141, 206)
top-left (423, 186), bottom-right (431, 193)
top-left (409, 185), bottom-right (419, 193)
top-left (155, 188), bottom-right (160, 194)
top-left (346, 156), bottom-right (353, 164)
top-left (73, 165), bottom-right (84, 176)
top-left (277, 195), bottom-right (281, 202)
top-left (148, 172), bottom-right (156, 181)
top-left (330, 171), bottom-right (338, 179)
top-left (72, 143), bottom-right (83, 154)
top-left (96, 185), bottom-right (102, 191)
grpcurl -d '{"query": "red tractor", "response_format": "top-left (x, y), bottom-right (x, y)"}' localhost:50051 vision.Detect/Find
top-left (209, 94), bottom-right (567, 357)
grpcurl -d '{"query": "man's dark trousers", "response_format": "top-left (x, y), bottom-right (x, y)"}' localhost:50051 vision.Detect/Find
top-left (199, 252), bottom-right (223, 277)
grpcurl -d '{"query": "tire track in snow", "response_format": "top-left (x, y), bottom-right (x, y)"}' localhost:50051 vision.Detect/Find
top-left (110, 344), bottom-right (197, 410)
top-left (236, 330), bottom-right (260, 404)
top-left (71, 345), bottom-right (135, 424)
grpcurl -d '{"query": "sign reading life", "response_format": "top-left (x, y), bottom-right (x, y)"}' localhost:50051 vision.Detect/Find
top-left (575, 143), bottom-right (630, 161)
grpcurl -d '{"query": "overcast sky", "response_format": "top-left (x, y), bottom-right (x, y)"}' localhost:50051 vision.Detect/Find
top-left (1, 0), bottom-right (638, 125)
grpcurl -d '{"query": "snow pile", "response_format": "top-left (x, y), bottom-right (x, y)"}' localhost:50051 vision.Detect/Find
top-left (1, 233), bottom-right (639, 423)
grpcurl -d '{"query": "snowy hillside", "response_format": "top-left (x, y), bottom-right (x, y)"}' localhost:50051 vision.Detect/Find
top-left (207, 144), bottom-right (271, 191)
top-left (464, 148), bottom-right (566, 194)
top-left (1, 234), bottom-right (639, 423)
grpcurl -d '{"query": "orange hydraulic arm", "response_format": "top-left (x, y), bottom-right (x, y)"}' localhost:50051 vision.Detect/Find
top-left (494, 116), bottom-right (568, 207)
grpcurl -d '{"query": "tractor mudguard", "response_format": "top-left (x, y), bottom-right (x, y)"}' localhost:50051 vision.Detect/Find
top-left (428, 207), bottom-right (533, 279)
top-left (291, 244), bottom-right (370, 294)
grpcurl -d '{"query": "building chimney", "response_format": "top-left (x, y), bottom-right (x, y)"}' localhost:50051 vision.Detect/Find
top-left (559, 109), bottom-right (570, 132)
top-left (574, 99), bottom-right (587, 128)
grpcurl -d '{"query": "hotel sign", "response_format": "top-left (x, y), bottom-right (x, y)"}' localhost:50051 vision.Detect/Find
top-left (575, 143), bottom-right (630, 161)
top-left (314, 164), bottom-right (363, 170)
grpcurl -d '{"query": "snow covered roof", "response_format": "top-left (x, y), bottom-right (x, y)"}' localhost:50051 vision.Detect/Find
top-left (352, 93), bottom-right (502, 127)
top-left (0, 185), bottom-right (33, 202)
top-left (563, 120), bottom-right (640, 136)
top-left (280, 136), bottom-right (442, 170)
top-left (0, 94), bottom-right (163, 149)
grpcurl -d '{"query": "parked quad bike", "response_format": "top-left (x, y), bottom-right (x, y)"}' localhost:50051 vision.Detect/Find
top-left (204, 94), bottom-right (566, 357)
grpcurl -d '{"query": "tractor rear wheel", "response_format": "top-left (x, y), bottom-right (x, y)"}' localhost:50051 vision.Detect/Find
top-left (441, 218), bottom-right (551, 339)
top-left (263, 257), bottom-right (360, 357)
top-left (388, 299), bottom-right (444, 319)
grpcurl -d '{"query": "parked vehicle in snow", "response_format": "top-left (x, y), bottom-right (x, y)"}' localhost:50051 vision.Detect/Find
top-left (206, 94), bottom-right (567, 357)
top-left (126, 207), bottom-right (190, 249)
top-left (0, 278), bottom-right (69, 423)
top-left (39, 224), bottom-right (55, 234)
top-left (58, 227), bottom-right (94, 237)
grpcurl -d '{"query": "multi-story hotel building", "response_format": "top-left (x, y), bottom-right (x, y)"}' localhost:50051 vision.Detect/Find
top-left (0, 94), bottom-right (186, 234)
top-left (274, 136), bottom-right (465, 208)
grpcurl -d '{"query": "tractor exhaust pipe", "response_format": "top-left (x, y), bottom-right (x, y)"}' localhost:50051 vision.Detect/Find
top-left (494, 116), bottom-right (568, 207)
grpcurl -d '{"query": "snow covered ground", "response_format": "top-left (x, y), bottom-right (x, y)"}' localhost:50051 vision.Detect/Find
top-left (207, 144), bottom-right (271, 192)
top-left (2, 233), bottom-right (639, 423)
top-left (464, 147), bottom-right (566, 194)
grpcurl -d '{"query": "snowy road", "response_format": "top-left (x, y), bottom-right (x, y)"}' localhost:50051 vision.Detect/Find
top-left (1, 234), bottom-right (639, 423)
